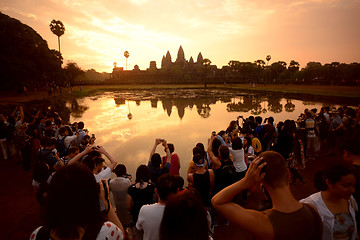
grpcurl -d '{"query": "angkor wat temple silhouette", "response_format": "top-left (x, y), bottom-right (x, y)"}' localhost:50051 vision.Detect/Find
top-left (109, 46), bottom-right (217, 84)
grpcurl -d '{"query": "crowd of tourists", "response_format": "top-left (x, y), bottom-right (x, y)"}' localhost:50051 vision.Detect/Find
top-left (0, 104), bottom-right (360, 240)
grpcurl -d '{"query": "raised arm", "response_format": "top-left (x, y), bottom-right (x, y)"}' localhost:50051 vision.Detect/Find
top-left (67, 144), bottom-right (94, 165)
top-left (96, 146), bottom-right (117, 171)
top-left (161, 139), bottom-right (171, 164)
top-left (149, 138), bottom-right (161, 163)
top-left (211, 157), bottom-right (271, 238)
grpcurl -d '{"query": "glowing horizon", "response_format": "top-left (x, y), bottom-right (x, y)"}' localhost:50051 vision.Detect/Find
top-left (1, 0), bottom-right (359, 73)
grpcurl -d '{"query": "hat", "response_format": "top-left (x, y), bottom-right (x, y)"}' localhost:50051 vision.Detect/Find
top-left (193, 154), bottom-right (206, 167)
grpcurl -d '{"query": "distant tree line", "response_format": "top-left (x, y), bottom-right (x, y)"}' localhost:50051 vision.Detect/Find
top-left (221, 60), bottom-right (360, 85)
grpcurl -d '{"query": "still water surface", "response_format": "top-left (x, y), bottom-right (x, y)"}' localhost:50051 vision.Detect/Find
top-left (66, 89), bottom-right (346, 181)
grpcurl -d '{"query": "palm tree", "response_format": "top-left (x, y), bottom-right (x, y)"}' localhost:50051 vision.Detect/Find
top-left (124, 51), bottom-right (129, 70)
top-left (49, 20), bottom-right (65, 53)
top-left (266, 55), bottom-right (271, 66)
top-left (202, 58), bottom-right (212, 88)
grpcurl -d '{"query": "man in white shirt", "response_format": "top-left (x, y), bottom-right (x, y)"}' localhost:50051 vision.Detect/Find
top-left (136, 174), bottom-right (178, 240)
top-left (93, 146), bottom-right (117, 182)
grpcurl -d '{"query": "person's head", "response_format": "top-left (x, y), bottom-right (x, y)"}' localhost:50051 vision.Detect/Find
top-left (160, 189), bottom-right (208, 240)
top-left (81, 155), bottom-right (95, 172)
top-left (314, 164), bottom-right (356, 200)
top-left (175, 176), bottom-right (184, 191)
top-left (114, 164), bottom-right (127, 177)
top-left (77, 121), bottom-right (84, 130)
top-left (211, 137), bottom-right (221, 157)
top-left (258, 151), bottom-right (289, 188)
top-left (59, 126), bottom-right (68, 136)
top-left (33, 161), bottom-right (50, 183)
top-left (68, 146), bottom-right (79, 157)
top-left (232, 137), bottom-right (243, 150)
top-left (151, 153), bottom-right (162, 168)
top-left (87, 150), bottom-right (101, 160)
top-left (46, 164), bottom-right (102, 239)
top-left (255, 116), bottom-right (263, 125)
top-left (156, 174), bottom-right (178, 202)
top-left (94, 157), bottom-right (105, 174)
top-left (54, 119), bottom-right (62, 127)
top-left (218, 145), bottom-right (230, 161)
top-left (195, 143), bottom-right (205, 153)
top-left (166, 143), bottom-right (175, 154)
top-left (268, 117), bottom-right (274, 124)
top-left (192, 146), bottom-right (204, 158)
top-left (135, 165), bottom-right (151, 183)
top-left (193, 153), bottom-right (207, 168)
top-left (243, 136), bottom-right (252, 148)
top-left (342, 137), bottom-right (360, 164)
top-left (217, 130), bottom-right (227, 139)
top-left (228, 120), bottom-right (237, 130)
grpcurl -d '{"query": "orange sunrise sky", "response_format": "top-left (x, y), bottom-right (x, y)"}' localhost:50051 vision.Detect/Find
top-left (1, 0), bottom-right (360, 73)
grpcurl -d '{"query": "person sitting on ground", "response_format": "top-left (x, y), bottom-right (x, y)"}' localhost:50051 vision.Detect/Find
top-left (162, 143), bottom-right (180, 176)
top-left (148, 138), bottom-right (171, 184)
top-left (300, 164), bottom-right (357, 240)
top-left (160, 189), bottom-right (209, 240)
top-left (127, 165), bottom-right (155, 240)
top-left (136, 173), bottom-right (178, 240)
top-left (30, 164), bottom-right (124, 240)
top-left (110, 164), bottom-right (132, 227)
top-left (212, 151), bottom-right (323, 240)
top-left (187, 153), bottom-right (215, 207)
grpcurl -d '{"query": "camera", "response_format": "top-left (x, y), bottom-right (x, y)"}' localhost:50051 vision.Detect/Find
top-left (212, 131), bottom-right (216, 136)
top-left (92, 134), bottom-right (95, 138)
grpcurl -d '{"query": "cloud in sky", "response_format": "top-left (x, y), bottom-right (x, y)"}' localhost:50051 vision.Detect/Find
top-left (1, 0), bottom-right (359, 72)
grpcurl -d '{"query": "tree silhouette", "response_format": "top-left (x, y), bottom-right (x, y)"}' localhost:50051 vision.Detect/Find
top-left (124, 51), bottom-right (129, 70)
top-left (202, 58), bottom-right (212, 87)
top-left (49, 20), bottom-right (65, 53)
top-left (266, 55), bottom-right (271, 66)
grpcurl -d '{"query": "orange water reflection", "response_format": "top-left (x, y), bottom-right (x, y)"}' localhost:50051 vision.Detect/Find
top-left (70, 94), bottom-right (327, 182)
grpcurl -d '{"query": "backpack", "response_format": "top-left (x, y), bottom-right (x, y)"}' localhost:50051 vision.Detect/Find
top-left (56, 136), bottom-right (69, 157)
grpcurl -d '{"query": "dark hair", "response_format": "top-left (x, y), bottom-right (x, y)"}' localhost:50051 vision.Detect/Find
top-left (218, 145), bottom-right (230, 161)
top-left (151, 153), bottom-right (162, 168)
top-left (114, 164), bottom-right (127, 177)
top-left (160, 189), bottom-right (208, 240)
top-left (193, 146), bottom-right (204, 157)
top-left (81, 155), bottom-right (95, 171)
top-left (217, 130), bottom-right (226, 137)
top-left (94, 157), bottom-right (105, 166)
top-left (68, 146), bottom-right (79, 155)
top-left (135, 165), bottom-right (151, 183)
top-left (211, 138), bottom-right (221, 157)
top-left (244, 136), bottom-right (252, 148)
top-left (43, 137), bottom-right (57, 147)
top-left (255, 116), bottom-right (263, 124)
top-left (167, 144), bottom-right (175, 154)
top-left (78, 121), bottom-right (84, 130)
top-left (258, 151), bottom-right (288, 188)
top-left (232, 137), bottom-right (243, 150)
top-left (59, 127), bottom-right (67, 136)
top-left (33, 161), bottom-right (50, 183)
top-left (314, 164), bottom-right (355, 191)
top-left (195, 143), bottom-right (205, 153)
top-left (175, 176), bottom-right (184, 191)
top-left (268, 117), bottom-right (274, 124)
top-left (156, 174), bottom-right (178, 201)
top-left (46, 164), bottom-right (102, 239)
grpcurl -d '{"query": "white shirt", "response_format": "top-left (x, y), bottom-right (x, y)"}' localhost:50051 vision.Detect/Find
top-left (229, 148), bottom-right (247, 172)
top-left (94, 167), bottom-right (112, 182)
top-left (300, 191), bottom-right (357, 240)
top-left (136, 203), bottom-right (165, 240)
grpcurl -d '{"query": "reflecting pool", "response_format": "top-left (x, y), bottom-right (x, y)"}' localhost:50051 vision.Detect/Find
top-left (62, 88), bottom-right (353, 180)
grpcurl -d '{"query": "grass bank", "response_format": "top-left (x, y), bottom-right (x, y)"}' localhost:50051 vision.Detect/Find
top-left (71, 84), bottom-right (360, 99)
